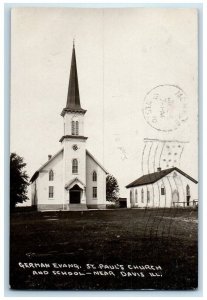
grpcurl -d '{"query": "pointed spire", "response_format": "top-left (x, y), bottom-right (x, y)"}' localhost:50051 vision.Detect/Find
top-left (61, 43), bottom-right (86, 116)
top-left (66, 44), bottom-right (80, 109)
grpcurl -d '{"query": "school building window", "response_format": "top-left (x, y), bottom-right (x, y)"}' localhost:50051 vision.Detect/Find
top-left (147, 190), bottom-right (150, 203)
top-left (161, 184), bottom-right (165, 195)
top-left (141, 188), bottom-right (144, 203)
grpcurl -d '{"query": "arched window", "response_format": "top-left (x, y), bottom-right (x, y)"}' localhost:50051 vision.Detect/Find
top-left (186, 185), bottom-right (190, 196)
top-left (72, 159), bottom-right (78, 174)
top-left (141, 188), bottom-right (144, 203)
top-left (147, 190), bottom-right (150, 203)
top-left (135, 189), bottom-right (138, 203)
top-left (92, 171), bottom-right (97, 182)
top-left (186, 185), bottom-right (190, 207)
top-left (49, 170), bottom-right (54, 181)
top-left (76, 121), bottom-right (79, 135)
top-left (161, 184), bottom-right (165, 195)
top-left (71, 121), bottom-right (75, 135)
top-left (130, 190), bottom-right (133, 203)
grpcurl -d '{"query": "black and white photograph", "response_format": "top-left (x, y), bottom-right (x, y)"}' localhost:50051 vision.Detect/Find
top-left (10, 7), bottom-right (198, 290)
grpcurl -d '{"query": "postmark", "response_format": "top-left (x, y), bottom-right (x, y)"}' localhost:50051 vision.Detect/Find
top-left (143, 85), bottom-right (188, 132)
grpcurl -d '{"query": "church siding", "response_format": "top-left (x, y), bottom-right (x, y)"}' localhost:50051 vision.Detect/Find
top-left (86, 153), bottom-right (106, 208)
top-left (32, 151), bottom-right (64, 210)
top-left (62, 139), bottom-right (86, 203)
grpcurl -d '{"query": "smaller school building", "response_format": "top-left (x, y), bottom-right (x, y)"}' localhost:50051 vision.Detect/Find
top-left (126, 167), bottom-right (198, 208)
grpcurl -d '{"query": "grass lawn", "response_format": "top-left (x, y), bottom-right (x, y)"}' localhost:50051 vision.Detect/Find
top-left (10, 208), bottom-right (198, 290)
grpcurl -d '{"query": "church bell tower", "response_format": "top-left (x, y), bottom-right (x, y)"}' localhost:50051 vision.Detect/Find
top-left (60, 42), bottom-right (87, 208)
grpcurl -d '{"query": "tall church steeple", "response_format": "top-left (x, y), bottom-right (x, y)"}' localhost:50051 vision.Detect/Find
top-left (60, 43), bottom-right (87, 143)
top-left (61, 43), bottom-right (86, 117)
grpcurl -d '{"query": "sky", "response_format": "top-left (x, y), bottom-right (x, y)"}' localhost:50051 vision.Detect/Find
top-left (10, 8), bottom-right (198, 202)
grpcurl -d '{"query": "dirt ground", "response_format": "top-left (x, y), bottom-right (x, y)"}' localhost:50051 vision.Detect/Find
top-left (10, 208), bottom-right (198, 290)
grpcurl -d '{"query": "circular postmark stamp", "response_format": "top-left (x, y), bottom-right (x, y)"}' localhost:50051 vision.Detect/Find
top-left (143, 85), bottom-right (188, 132)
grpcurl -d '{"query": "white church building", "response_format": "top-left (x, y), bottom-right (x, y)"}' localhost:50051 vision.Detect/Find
top-left (30, 44), bottom-right (108, 211)
top-left (126, 167), bottom-right (198, 208)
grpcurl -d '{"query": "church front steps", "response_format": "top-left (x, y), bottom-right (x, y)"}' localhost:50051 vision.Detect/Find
top-left (68, 204), bottom-right (88, 211)
top-left (35, 203), bottom-right (106, 211)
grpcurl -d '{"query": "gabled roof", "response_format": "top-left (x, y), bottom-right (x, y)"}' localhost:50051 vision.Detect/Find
top-left (86, 150), bottom-right (108, 174)
top-left (126, 167), bottom-right (198, 188)
top-left (65, 177), bottom-right (86, 190)
top-left (30, 148), bottom-right (108, 183)
top-left (30, 148), bottom-right (63, 183)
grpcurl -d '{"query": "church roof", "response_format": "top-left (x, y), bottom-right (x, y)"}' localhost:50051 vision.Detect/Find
top-left (86, 150), bottom-right (108, 174)
top-left (126, 167), bottom-right (198, 188)
top-left (30, 148), bottom-right (63, 183)
top-left (30, 148), bottom-right (108, 183)
top-left (61, 43), bottom-right (86, 116)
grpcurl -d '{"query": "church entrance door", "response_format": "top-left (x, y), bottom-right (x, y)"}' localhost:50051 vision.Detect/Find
top-left (69, 184), bottom-right (81, 204)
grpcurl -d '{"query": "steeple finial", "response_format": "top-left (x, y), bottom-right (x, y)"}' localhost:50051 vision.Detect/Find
top-left (73, 38), bottom-right (75, 49)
